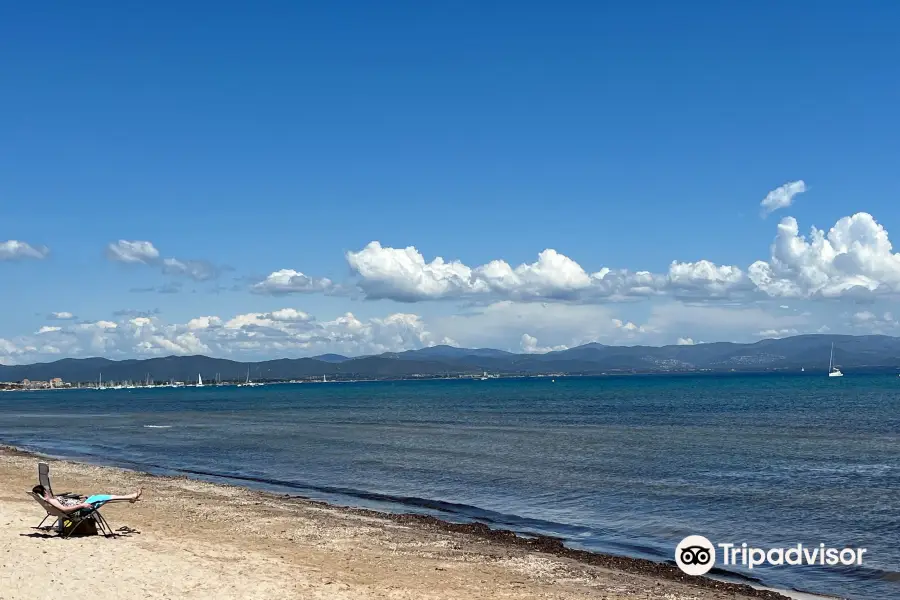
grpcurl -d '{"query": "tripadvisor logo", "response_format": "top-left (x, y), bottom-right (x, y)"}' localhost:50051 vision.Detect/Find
top-left (676, 535), bottom-right (716, 575)
top-left (675, 535), bottom-right (868, 576)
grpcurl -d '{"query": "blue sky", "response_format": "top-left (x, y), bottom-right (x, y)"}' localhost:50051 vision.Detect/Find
top-left (3, 2), bottom-right (900, 363)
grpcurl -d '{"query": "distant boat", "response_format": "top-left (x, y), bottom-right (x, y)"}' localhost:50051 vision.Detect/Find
top-left (197, 373), bottom-right (204, 387)
top-left (323, 374), bottom-right (327, 383)
top-left (238, 368), bottom-right (258, 387)
top-left (480, 371), bottom-right (489, 380)
top-left (828, 343), bottom-right (843, 378)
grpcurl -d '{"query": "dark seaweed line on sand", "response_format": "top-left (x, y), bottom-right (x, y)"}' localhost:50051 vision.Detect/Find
top-left (1, 445), bottom-right (791, 600)
top-left (287, 497), bottom-right (792, 600)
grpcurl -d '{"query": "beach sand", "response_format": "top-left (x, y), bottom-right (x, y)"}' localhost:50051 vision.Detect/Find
top-left (0, 447), bottom-right (789, 600)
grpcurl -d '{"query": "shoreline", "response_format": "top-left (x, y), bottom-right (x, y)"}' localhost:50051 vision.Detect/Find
top-left (5, 369), bottom-right (900, 393)
top-left (0, 444), bottom-right (802, 600)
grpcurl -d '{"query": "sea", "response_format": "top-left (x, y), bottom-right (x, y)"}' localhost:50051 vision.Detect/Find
top-left (0, 374), bottom-right (897, 600)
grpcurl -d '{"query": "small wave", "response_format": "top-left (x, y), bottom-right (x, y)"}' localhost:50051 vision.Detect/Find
top-left (143, 425), bottom-right (172, 429)
top-left (169, 465), bottom-right (591, 535)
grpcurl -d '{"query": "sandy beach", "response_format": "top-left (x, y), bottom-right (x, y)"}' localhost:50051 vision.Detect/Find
top-left (0, 447), bottom-right (790, 600)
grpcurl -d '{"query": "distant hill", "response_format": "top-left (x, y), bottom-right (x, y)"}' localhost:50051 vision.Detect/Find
top-left (311, 353), bottom-right (351, 363)
top-left (2, 334), bottom-right (900, 383)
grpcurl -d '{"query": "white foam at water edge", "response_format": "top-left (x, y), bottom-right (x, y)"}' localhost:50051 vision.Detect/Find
top-left (755, 585), bottom-right (840, 600)
top-left (143, 425), bottom-right (172, 428)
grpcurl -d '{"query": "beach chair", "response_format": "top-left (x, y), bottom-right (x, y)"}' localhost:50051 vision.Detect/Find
top-left (28, 492), bottom-right (114, 538)
top-left (38, 462), bottom-right (85, 501)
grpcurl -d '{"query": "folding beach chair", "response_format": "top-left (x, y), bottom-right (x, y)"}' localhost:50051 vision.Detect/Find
top-left (36, 462), bottom-right (86, 531)
top-left (28, 492), bottom-right (114, 538)
top-left (38, 462), bottom-right (85, 501)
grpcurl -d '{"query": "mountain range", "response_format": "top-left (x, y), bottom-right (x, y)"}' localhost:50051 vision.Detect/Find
top-left (3, 334), bottom-right (900, 383)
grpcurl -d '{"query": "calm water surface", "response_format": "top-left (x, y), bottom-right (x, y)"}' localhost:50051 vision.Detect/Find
top-left (0, 375), bottom-right (897, 600)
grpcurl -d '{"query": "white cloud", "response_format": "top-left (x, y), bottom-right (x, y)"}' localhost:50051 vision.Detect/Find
top-left (161, 258), bottom-right (220, 281)
top-left (0, 297), bottom-right (886, 366)
top-left (0, 308), bottom-right (467, 365)
top-left (756, 328), bottom-right (800, 338)
top-left (760, 180), bottom-right (807, 217)
top-left (646, 302), bottom-right (810, 343)
top-left (186, 316), bottom-right (223, 330)
top-left (748, 213), bottom-right (900, 298)
top-left (430, 301), bottom-right (652, 351)
top-left (250, 269), bottom-right (337, 295)
top-left (611, 318), bottom-right (647, 335)
top-left (665, 260), bottom-right (749, 299)
top-left (475, 249), bottom-right (594, 299)
top-left (106, 240), bottom-right (160, 264)
top-left (246, 193), bottom-right (900, 306)
top-left (520, 334), bottom-right (569, 354)
top-left (345, 241), bottom-right (746, 303)
top-left (105, 240), bottom-right (222, 283)
top-left (852, 310), bottom-right (876, 323)
top-left (0, 240), bottom-right (49, 260)
top-left (847, 310), bottom-right (899, 334)
top-left (676, 337), bottom-right (695, 345)
top-left (346, 242), bottom-right (483, 302)
top-left (267, 308), bottom-right (312, 322)
top-left (48, 311), bottom-right (76, 320)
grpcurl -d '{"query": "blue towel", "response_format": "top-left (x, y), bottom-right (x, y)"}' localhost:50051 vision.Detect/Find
top-left (84, 494), bottom-right (113, 507)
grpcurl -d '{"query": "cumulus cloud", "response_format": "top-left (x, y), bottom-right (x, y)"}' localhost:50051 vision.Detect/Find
top-left (676, 337), bottom-right (695, 345)
top-left (748, 213), bottom-right (900, 298)
top-left (341, 212), bottom-right (900, 304)
top-left (0, 308), bottom-right (456, 365)
top-left (760, 180), bottom-right (807, 217)
top-left (250, 269), bottom-right (337, 295)
top-left (186, 316), bottom-right (224, 330)
top-left (48, 312), bottom-right (76, 320)
top-left (345, 241), bottom-right (747, 303)
top-left (520, 334), bottom-right (569, 354)
top-left (665, 260), bottom-right (749, 299)
top-left (0, 240), bottom-right (49, 260)
top-left (105, 239), bottom-right (223, 284)
top-left (611, 318), bottom-right (647, 335)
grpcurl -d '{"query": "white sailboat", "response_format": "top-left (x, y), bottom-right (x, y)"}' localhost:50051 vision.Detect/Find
top-left (197, 373), bottom-right (204, 387)
top-left (828, 343), bottom-right (843, 378)
top-left (322, 374), bottom-right (327, 383)
top-left (238, 368), bottom-right (256, 387)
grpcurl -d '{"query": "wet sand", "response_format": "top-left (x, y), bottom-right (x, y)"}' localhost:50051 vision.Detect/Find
top-left (0, 446), bottom-right (791, 599)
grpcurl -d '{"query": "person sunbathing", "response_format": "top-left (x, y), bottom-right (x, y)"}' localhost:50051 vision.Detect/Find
top-left (32, 484), bottom-right (142, 514)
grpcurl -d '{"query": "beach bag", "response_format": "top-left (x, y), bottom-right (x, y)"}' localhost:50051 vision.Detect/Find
top-left (60, 514), bottom-right (98, 537)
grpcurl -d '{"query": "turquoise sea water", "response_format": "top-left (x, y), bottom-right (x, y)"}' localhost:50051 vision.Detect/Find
top-left (0, 374), bottom-right (897, 599)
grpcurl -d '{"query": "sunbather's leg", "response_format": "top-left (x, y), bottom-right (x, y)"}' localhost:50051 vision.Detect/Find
top-left (85, 488), bottom-right (142, 506)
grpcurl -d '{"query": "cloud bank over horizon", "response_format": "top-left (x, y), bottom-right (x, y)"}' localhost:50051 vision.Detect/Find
top-left (5, 185), bottom-right (900, 365)
top-left (251, 210), bottom-right (900, 306)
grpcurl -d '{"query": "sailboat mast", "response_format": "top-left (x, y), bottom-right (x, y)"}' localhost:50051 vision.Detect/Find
top-left (829, 342), bottom-right (834, 371)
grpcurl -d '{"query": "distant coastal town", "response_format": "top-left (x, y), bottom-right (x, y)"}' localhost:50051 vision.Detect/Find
top-left (0, 370), bottom-right (513, 392)
top-left (0, 378), bottom-right (72, 391)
